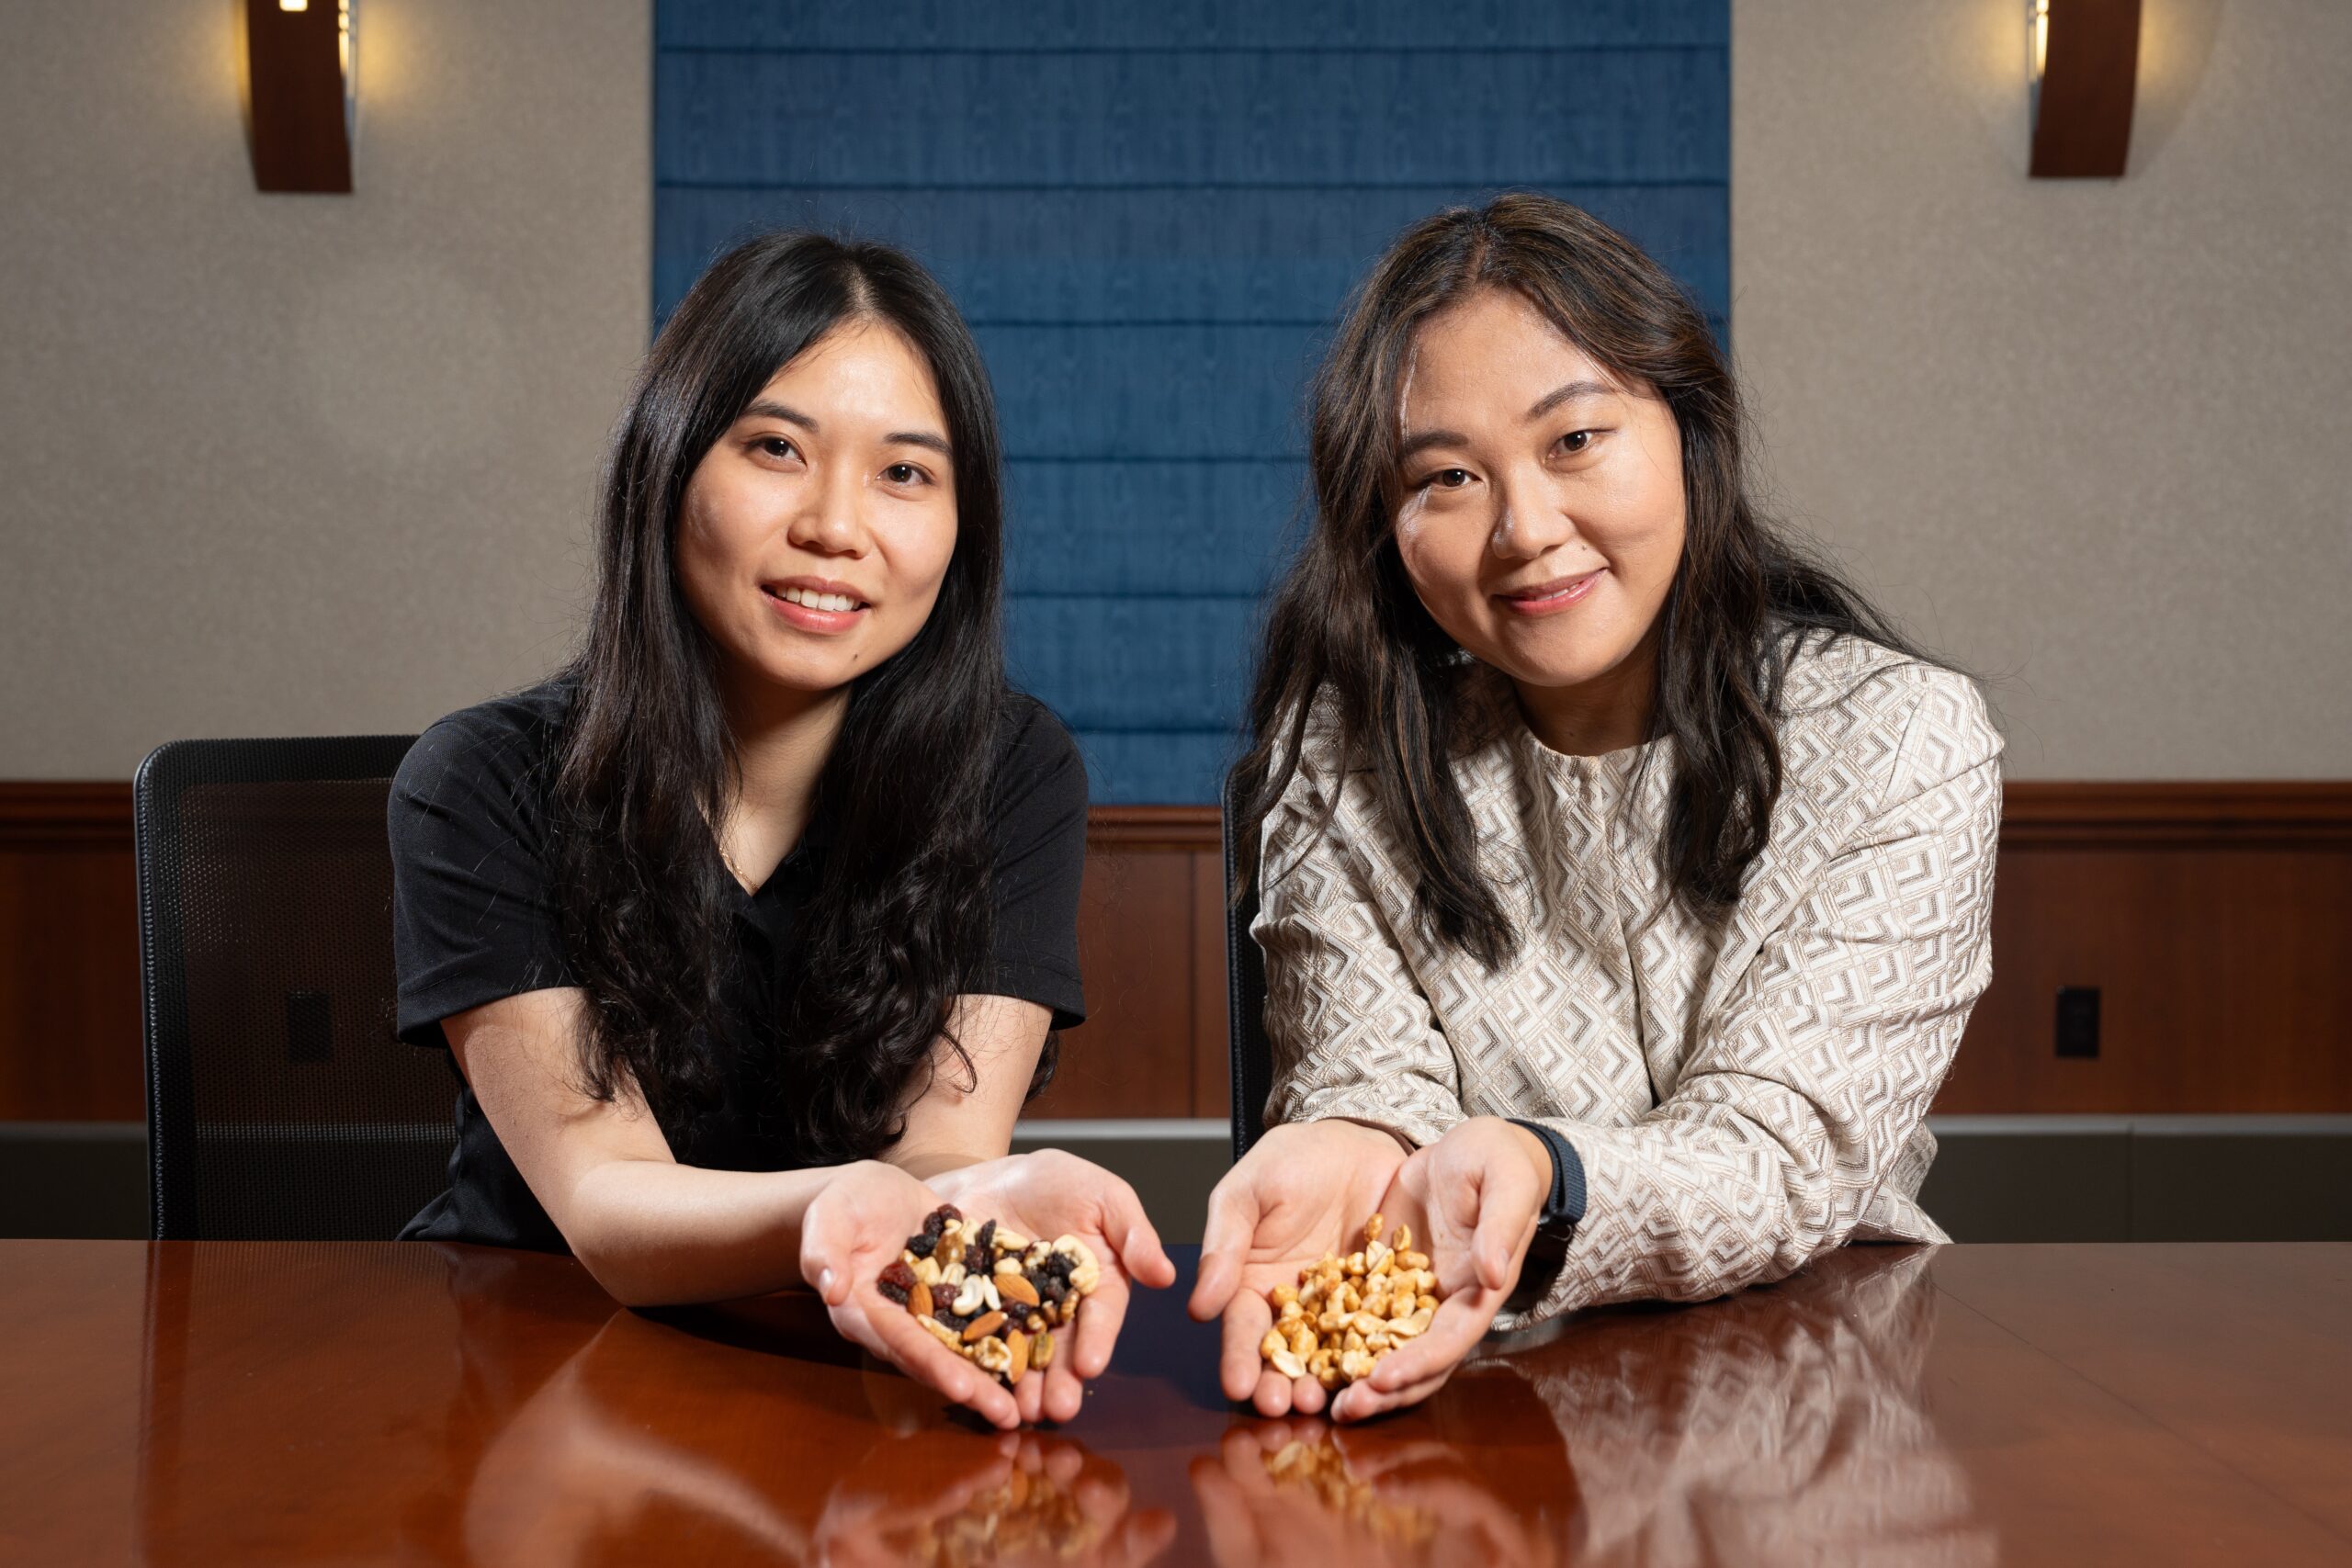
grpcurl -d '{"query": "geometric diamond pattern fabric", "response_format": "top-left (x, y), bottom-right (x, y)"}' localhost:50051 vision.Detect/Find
top-left (1253, 633), bottom-right (2003, 1328)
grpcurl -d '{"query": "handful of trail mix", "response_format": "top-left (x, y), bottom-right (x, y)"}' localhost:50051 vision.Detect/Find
top-left (1258, 1213), bottom-right (1441, 1389)
top-left (876, 1204), bottom-right (1101, 1389)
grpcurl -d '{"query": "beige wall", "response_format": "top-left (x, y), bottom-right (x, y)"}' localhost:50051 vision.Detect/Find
top-left (0, 1), bottom-right (649, 778)
top-left (1734, 0), bottom-right (2352, 778)
top-left (6, 4), bottom-right (2344, 781)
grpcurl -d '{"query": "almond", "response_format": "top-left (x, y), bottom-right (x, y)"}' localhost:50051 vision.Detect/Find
top-left (961, 1310), bottom-right (1007, 1344)
top-left (909, 1280), bottom-right (933, 1318)
top-left (998, 1272), bottom-right (1041, 1307)
top-left (1005, 1329), bottom-right (1030, 1383)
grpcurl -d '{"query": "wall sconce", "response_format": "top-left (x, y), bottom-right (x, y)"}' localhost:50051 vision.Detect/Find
top-left (243, 0), bottom-right (357, 193)
top-left (2030, 0), bottom-right (2142, 176)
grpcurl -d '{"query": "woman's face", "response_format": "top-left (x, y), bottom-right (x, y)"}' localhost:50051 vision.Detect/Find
top-left (1392, 288), bottom-right (1687, 729)
top-left (675, 318), bottom-right (959, 702)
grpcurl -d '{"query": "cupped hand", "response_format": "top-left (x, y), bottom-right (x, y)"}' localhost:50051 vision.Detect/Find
top-left (927, 1147), bottom-right (1179, 1424)
top-left (1186, 1119), bottom-right (1412, 1418)
top-left (1329, 1117), bottom-right (1550, 1422)
top-left (798, 1158), bottom-right (1023, 1429)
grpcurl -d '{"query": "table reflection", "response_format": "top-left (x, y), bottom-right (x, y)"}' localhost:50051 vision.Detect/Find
top-left (130, 1238), bottom-right (1995, 1565)
top-left (1187, 1247), bottom-right (1996, 1568)
top-left (453, 1273), bottom-right (1178, 1565)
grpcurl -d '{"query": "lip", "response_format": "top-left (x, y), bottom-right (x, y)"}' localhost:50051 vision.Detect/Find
top-left (761, 576), bottom-right (872, 635)
top-left (1493, 569), bottom-right (1604, 617)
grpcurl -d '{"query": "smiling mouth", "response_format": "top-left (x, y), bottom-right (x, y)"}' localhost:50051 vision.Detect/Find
top-left (1496, 569), bottom-right (1604, 614)
top-left (764, 584), bottom-right (870, 613)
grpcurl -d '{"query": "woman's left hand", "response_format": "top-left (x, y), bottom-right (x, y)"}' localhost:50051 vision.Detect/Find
top-left (926, 1148), bottom-right (1180, 1424)
top-left (1330, 1117), bottom-right (1552, 1423)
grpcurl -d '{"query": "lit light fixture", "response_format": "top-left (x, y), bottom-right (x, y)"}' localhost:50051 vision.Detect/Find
top-left (243, 0), bottom-right (357, 193)
top-left (2029, 0), bottom-right (2142, 178)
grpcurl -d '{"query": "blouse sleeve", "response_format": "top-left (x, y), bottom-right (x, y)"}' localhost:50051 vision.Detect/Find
top-left (1251, 740), bottom-right (1468, 1149)
top-left (1500, 673), bottom-right (2003, 1330)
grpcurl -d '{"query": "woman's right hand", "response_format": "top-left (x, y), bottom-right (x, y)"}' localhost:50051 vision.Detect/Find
top-left (799, 1159), bottom-right (1023, 1430)
top-left (1186, 1120), bottom-right (1412, 1417)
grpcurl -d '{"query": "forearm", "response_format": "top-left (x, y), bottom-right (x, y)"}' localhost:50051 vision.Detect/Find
top-left (560, 1157), bottom-right (850, 1307)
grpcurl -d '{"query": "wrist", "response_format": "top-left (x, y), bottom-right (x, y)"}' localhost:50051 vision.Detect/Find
top-left (1495, 1119), bottom-right (1557, 1194)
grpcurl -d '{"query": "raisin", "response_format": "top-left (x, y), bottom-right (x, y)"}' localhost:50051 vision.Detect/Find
top-left (876, 1260), bottom-right (917, 1304)
top-left (964, 1243), bottom-right (992, 1277)
top-left (1042, 1278), bottom-right (1068, 1303)
top-left (934, 1204), bottom-right (964, 1227)
top-left (976, 1218), bottom-right (998, 1254)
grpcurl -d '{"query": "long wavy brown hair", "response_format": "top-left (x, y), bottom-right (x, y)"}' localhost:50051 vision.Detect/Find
top-left (1232, 193), bottom-right (1928, 967)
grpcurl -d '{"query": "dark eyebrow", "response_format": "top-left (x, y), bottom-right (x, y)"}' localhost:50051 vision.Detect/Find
top-left (741, 401), bottom-right (953, 461)
top-left (1527, 379), bottom-right (1619, 422)
top-left (884, 430), bottom-right (955, 460)
top-left (741, 399), bottom-right (817, 431)
top-left (1397, 427), bottom-right (1470, 463)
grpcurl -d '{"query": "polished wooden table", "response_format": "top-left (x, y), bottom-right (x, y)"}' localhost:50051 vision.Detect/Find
top-left (2, 1240), bottom-right (2347, 1564)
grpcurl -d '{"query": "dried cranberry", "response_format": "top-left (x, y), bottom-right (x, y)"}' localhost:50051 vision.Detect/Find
top-left (876, 1260), bottom-right (917, 1304)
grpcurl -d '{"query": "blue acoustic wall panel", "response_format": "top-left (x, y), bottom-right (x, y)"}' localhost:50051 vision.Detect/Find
top-left (653, 1), bottom-right (1729, 802)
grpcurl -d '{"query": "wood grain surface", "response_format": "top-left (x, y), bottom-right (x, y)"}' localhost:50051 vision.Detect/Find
top-left (1, 1239), bottom-right (2346, 1564)
top-left (6, 785), bottom-right (2351, 1122)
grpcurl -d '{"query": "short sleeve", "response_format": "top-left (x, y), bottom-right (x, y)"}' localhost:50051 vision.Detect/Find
top-left (979, 697), bottom-right (1090, 1027)
top-left (388, 695), bottom-right (577, 1049)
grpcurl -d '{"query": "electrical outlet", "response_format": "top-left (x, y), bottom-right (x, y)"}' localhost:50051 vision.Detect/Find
top-left (2054, 986), bottom-right (2100, 1059)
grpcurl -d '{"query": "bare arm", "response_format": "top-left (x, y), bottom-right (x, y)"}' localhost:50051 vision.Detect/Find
top-left (884, 992), bottom-right (1052, 1181)
top-left (446, 987), bottom-right (851, 1307)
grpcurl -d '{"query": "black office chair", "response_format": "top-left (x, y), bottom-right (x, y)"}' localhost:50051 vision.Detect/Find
top-left (134, 736), bottom-right (456, 1240)
top-left (1221, 767), bottom-right (1272, 1162)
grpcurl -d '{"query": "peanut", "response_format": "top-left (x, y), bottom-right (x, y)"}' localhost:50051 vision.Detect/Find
top-left (1253, 1216), bottom-right (1446, 1391)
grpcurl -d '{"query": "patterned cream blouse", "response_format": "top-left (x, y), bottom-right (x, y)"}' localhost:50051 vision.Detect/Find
top-left (1252, 633), bottom-right (2003, 1329)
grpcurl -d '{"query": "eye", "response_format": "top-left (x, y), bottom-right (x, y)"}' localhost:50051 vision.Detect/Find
top-left (881, 462), bottom-right (932, 487)
top-left (754, 435), bottom-right (799, 462)
top-left (1419, 468), bottom-right (1473, 491)
top-left (1556, 430), bottom-right (1597, 456)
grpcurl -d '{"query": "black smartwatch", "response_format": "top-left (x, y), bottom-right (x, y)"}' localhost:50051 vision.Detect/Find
top-left (1508, 1119), bottom-right (1587, 1241)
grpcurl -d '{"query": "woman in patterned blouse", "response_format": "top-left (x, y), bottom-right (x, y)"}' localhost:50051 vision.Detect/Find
top-left (1189, 194), bottom-right (2002, 1421)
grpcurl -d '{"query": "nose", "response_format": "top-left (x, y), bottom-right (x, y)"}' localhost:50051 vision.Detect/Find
top-left (1489, 468), bottom-right (1577, 561)
top-left (785, 460), bottom-right (871, 559)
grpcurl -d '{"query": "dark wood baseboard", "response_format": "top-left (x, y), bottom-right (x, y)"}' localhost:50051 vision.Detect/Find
top-left (7, 782), bottom-right (2352, 1122)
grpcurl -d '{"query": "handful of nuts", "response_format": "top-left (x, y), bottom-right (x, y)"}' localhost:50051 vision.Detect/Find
top-left (875, 1204), bottom-right (1101, 1389)
top-left (1257, 1213), bottom-right (1440, 1389)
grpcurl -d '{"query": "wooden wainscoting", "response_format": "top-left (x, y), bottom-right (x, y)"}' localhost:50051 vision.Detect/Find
top-left (5, 783), bottom-right (2350, 1122)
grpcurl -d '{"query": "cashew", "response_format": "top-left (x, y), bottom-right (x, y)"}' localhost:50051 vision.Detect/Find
top-left (952, 1276), bottom-right (989, 1316)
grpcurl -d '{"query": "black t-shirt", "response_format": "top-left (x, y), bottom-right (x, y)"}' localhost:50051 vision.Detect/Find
top-left (387, 677), bottom-right (1089, 1253)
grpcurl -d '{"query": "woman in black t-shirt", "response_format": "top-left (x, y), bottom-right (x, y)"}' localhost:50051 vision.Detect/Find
top-left (387, 232), bottom-right (1173, 1430)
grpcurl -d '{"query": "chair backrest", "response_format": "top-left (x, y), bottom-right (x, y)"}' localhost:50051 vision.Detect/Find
top-left (1221, 767), bottom-right (1272, 1161)
top-left (134, 736), bottom-right (455, 1240)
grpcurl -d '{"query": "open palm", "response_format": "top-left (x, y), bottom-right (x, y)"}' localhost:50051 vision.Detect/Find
top-left (927, 1148), bottom-right (1178, 1425)
top-left (1187, 1120), bottom-right (1411, 1417)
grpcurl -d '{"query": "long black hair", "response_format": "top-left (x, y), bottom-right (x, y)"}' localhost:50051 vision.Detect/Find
top-left (551, 231), bottom-right (1009, 1158)
top-left (1234, 193), bottom-right (1930, 968)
